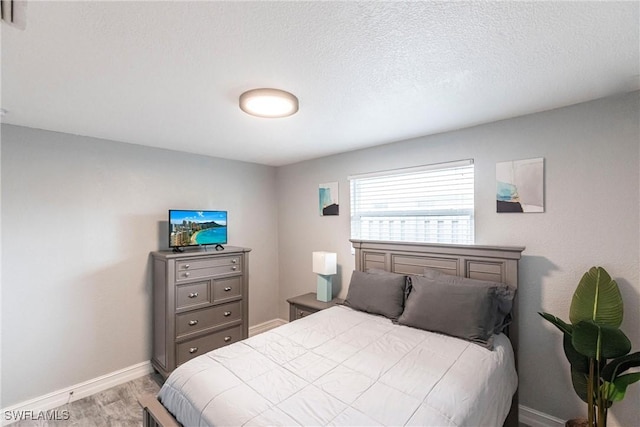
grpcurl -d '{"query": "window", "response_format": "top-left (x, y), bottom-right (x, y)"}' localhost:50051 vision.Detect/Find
top-left (349, 160), bottom-right (474, 244)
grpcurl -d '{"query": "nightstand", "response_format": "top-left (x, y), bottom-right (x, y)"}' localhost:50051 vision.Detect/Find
top-left (286, 292), bottom-right (344, 321)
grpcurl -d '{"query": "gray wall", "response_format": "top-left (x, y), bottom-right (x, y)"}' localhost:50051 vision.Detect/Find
top-left (0, 125), bottom-right (279, 406)
top-left (276, 92), bottom-right (639, 425)
top-left (1, 92), bottom-right (638, 424)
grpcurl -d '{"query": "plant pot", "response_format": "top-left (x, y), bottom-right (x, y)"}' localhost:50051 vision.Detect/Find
top-left (565, 418), bottom-right (589, 427)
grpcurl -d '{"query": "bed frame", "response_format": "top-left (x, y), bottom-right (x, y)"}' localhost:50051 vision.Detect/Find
top-left (140, 239), bottom-right (525, 427)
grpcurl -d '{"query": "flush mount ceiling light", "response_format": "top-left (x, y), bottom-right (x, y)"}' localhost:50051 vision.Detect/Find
top-left (239, 88), bottom-right (299, 118)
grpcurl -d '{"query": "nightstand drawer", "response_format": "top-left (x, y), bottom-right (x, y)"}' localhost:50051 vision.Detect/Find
top-left (287, 292), bottom-right (344, 322)
top-left (176, 326), bottom-right (242, 365)
top-left (176, 281), bottom-right (210, 310)
top-left (294, 307), bottom-right (317, 320)
top-left (175, 301), bottom-right (242, 338)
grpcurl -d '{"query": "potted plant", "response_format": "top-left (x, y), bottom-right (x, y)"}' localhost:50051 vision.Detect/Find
top-left (539, 266), bottom-right (640, 427)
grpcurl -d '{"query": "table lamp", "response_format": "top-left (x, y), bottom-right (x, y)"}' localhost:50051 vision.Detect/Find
top-left (312, 251), bottom-right (337, 302)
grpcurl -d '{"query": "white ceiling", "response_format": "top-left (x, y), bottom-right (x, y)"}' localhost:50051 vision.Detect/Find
top-left (1, 1), bottom-right (638, 166)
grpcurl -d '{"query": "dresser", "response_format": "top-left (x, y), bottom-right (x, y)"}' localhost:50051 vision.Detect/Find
top-left (150, 246), bottom-right (251, 378)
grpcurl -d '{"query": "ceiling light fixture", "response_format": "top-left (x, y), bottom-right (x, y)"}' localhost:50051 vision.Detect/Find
top-left (239, 88), bottom-right (299, 118)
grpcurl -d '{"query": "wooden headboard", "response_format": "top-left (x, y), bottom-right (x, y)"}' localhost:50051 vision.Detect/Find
top-left (351, 239), bottom-right (523, 282)
top-left (351, 238), bottom-right (524, 345)
top-left (350, 239), bottom-right (525, 427)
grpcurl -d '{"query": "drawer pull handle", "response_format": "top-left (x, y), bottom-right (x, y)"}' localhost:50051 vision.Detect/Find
top-left (188, 292), bottom-right (198, 298)
top-left (189, 320), bottom-right (198, 326)
top-left (224, 311), bottom-right (232, 317)
top-left (189, 347), bottom-right (198, 354)
top-left (184, 272), bottom-right (190, 277)
top-left (231, 259), bottom-right (237, 264)
top-left (184, 264), bottom-right (190, 269)
top-left (231, 266), bottom-right (237, 271)
top-left (224, 336), bottom-right (232, 342)
top-left (224, 287), bottom-right (232, 292)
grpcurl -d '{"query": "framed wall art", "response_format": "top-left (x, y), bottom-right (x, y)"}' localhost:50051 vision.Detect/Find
top-left (319, 182), bottom-right (339, 216)
top-left (496, 157), bottom-right (544, 213)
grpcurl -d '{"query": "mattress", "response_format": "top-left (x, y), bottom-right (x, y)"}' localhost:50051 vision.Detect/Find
top-left (158, 305), bottom-right (517, 426)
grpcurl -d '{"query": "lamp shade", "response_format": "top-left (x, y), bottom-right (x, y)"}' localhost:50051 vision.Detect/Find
top-left (312, 251), bottom-right (337, 275)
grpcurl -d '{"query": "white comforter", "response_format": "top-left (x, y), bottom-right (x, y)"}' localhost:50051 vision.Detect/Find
top-left (158, 305), bottom-right (517, 426)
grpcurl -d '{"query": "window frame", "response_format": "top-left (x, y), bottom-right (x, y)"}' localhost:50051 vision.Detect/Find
top-left (349, 159), bottom-right (475, 244)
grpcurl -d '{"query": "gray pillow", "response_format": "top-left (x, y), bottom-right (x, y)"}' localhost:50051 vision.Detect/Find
top-left (398, 274), bottom-right (508, 349)
top-left (422, 268), bottom-right (515, 333)
top-left (366, 268), bottom-right (412, 300)
top-left (343, 270), bottom-right (406, 320)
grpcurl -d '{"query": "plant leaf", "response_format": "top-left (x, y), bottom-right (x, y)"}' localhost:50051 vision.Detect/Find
top-left (539, 312), bottom-right (573, 335)
top-left (602, 352), bottom-right (640, 382)
top-left (570, 267), bottom-right (623, 327)
top-left (539, 312), bottom-right (590, 371)
top-left (571, 367), bottom-right (589, 403)
top-left (602, 373), bottom-right (640, 402)
top-left (572, 321), bottom-right (631, 359)
top-left (563, 334), bottom-right (589, 373)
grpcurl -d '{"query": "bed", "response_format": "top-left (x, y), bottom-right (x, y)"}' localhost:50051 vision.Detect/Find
top-left (140, 239), bottom-right (524, 427)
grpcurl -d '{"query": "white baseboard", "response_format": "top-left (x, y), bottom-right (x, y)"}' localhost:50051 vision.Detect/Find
top-left (249, 318), bottom-right (287, 336)
top-left (520, 405), bottom-right (565, 427)
top-left (1, 361), bottom-right (153, 426)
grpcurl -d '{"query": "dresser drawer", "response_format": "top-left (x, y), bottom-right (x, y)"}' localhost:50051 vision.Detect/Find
top-left (175, 264), bottom-right (241, 282)
top-left (176, 281), bottom-right (210, 310)
top-left (176, 326), bottom-right (243, 365)
top-left (175, 301), bottom-right (242, 338)
top-left (176, 256), bottom-right (241, 271)
top-left (176, 257), bottom-right (241, 277)
top-left (213, 276), bottom-right (242, 302)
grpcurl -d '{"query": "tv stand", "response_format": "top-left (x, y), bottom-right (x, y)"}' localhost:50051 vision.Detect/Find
top-left (172, 247), bottom-right (184, 253)
top-left (214, 244), bottom-right (225, 251)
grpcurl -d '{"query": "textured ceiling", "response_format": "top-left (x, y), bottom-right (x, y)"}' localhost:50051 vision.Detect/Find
top-left (1, 1), bottom-right (638, 166)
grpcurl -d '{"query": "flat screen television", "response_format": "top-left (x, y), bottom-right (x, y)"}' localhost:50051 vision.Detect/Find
top-left (169, 210), bottom-right (227, 249)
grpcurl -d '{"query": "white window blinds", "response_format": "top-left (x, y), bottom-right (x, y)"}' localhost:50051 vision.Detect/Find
top-left (349, 160), bottom-right (474, 244)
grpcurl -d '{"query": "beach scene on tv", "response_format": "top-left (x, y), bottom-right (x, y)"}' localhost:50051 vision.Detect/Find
top-left (169, 210), bottom-right (227, 247)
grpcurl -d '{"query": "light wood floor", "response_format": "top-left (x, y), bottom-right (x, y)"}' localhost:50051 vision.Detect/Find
top-left (8, 373), bottom-right (163, 426)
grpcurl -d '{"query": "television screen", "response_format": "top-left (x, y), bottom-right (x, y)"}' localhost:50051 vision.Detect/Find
top-left (169, 210), bottom-right (227, 248)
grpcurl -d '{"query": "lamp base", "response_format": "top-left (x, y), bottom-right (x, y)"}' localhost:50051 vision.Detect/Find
top-left (316, 275), bottom-right (333, 302)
